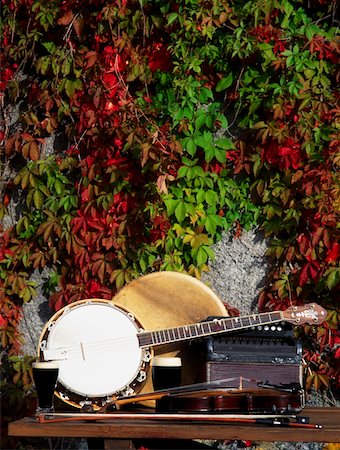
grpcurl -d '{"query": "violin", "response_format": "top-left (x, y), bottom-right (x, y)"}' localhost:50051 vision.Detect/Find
top-left (109, 383), bottom-right (304, 415)
top-left (154, 387), bottom-right (303, 414)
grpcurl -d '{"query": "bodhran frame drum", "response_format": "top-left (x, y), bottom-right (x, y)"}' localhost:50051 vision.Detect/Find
top-left (113, 272), bottom-right (228, 398)
top-left (38, 272), bottom-right (228, 410)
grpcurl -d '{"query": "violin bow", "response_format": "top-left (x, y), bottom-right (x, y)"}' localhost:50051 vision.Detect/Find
top-left (100, 377), bottom-right (262, 412)
top-left (36, 412), bottom-right (322, 429)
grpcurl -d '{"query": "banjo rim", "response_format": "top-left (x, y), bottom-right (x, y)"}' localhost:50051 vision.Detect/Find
top-left (38, 298), bottom-right (152, 410)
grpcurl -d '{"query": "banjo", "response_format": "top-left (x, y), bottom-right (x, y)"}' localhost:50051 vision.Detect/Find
top-left (38, 298), bottom-right (327, 410)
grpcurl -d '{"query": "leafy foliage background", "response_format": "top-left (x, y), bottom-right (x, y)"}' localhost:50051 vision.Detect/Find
top-left (0, 0), bottom-right (339, 440)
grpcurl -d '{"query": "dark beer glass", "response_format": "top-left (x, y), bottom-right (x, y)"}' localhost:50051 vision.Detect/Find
top-left (152, 356), bottom-right (182, 412)
top-left (32, 361), bottom-right (59, 415)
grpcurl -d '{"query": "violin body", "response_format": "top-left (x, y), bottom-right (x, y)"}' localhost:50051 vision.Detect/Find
top-left (158, 388), bottom-right (304, 414)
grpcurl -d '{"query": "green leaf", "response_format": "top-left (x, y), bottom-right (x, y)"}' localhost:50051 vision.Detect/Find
top-left (194, 135), bottom-right (207, 148)
top-left (33, 189), bottom-right (44, 208)
top-left (281, 1), bottom-right (294, 28)
top-left (199, 87), bottom-right (213, 103)
top-left (62, 59), bottom-right (72, 76)
top-left (196, 246), bottom-right (208, 266)
top-left (196, 189), bottom-right (205, 204)
top-left (167, 12), bottom-right (178, 25)
top-left (203, 245), bottom-right (215, 260)
top-left (203, 131), bottom-right (213, 143)
top-left (204, 145), bottom-right (215, 162)
top-left (216, 73), bottom-right (233, 92)
top-left (205, 214), bottom-right (218, 235)
top-left (175, 201), bottom-right (186, 222)
top-left (42, 41), bottom-right (56, 54)
top-left (51, 58), bottom-right (60, 76)
top-left (192, 166), bottom-right (204, 177)
top-left (305, 24), bottom-right (320, 41)
top-left (253, 156), bottom-right (262, 177)
top-left (205, 115), bottom-right (213, 129)
top-left (326, 269), bottom-right (340, 290)
top-left (187, 138), bottom-right (197, 156)
top-left (205, 190), bottom-right (217, 206)
top-left (65, 79), bottom-right (76, 97)
top-left (115, 270), bottom-right (125, 289)
top-left (286, 56), bottom-right (294, 68)
top-left (165, 199), bottom-right (180, 216)
top-left (37, 56), bottom-right (50, 74)
top-left (177, 166), bottom-right (188, 178)
top-left (214, 148), bottom-right (226, 164)
top-left (54, 179), bottom-right (64, 195)
top-left (215, 138), bottom-right (234, 150)
top-left (195, 113), bottom-right (206, 130)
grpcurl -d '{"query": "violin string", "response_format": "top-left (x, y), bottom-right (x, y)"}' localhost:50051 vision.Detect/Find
top-left (118, 377), bottom-right (264, 400)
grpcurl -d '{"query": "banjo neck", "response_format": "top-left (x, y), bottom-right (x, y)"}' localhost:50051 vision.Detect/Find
top-left (137, 311), bottom-right (283, 348)
top-left (137, 303), bottom-right (326, 349)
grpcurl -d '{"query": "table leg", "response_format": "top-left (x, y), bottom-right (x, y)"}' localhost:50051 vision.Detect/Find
top-left (104, 438), bottom-right (136, 450)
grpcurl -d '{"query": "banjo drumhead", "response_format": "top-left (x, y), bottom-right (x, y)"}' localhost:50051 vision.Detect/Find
top-left (38, 299), bottom-right (150, 409)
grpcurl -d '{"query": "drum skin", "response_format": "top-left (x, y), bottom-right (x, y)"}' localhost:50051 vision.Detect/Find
top-left (113, 272), bottom-right (228, 395)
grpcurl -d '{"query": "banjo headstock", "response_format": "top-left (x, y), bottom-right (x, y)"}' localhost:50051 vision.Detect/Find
top-left (282, 303), bottom-right (327, 325)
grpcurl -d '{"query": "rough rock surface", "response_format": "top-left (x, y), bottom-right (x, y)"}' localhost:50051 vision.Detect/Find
top-left (201, 229), bottom-right (269, 314)
top-left (19, 267), bottom-right (54, 357)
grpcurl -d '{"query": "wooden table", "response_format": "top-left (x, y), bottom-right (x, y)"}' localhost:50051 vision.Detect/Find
top-left (8, 407), bottom-right (340, 450)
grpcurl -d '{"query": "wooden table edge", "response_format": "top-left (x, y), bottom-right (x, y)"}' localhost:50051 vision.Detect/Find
top-left (8, 407), bottom-right (340, 444)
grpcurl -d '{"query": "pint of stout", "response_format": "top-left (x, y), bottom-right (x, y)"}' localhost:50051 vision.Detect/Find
top-left (152, 356), bottom-right (182, 391)
top-left (32, 361), bottom-right (59, 412)
top-left (152, 356), bottom-right (182, 412)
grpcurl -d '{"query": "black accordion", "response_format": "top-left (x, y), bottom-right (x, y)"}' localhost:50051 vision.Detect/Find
top-left (200, 320), bottom-right (305, 413)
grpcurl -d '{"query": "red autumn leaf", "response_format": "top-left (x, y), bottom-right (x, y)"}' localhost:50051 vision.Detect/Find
top-left (325, 242), bottom-right (340, 263)
top-left (91, 258), bottom-right (106, 282)
top-left (29, 141), bottom-right (40, 160)
top-left (49, 292), bottom-right (65, 312)
top-left (74, 250), bottom-right (91, 276)
top-left (299, 260), bottom-right (321, 286)
top-left (85, 51), bottom-right (98, 69)
top-left (323, 229), bottom-right (331, 248)
top-left (57, 10), bottom-right (74, 25)
top-left (297, 233), bottom-right (310, 255)
top-left (73, 16), bottom-right (84, 39)
top-left (312, 227), bottom-right (324, 246)
top-left (21, 133), bottom-right (33, 141)
top-left (147, 42), bottom-right (172, 73)
top-left (102, 236), bottom-right (115, 250)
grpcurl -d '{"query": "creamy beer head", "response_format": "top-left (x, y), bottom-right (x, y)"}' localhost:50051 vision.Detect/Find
top-left (152, 357), bottom-right (182, 367)
top-left (32, 361), bottom-right (59, 369)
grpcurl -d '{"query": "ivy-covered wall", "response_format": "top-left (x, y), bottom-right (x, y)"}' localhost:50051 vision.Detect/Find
top-left (0, 0), bottom-right (339, 434)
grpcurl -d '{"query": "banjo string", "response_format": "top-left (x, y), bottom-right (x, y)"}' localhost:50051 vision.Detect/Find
top-left (45, 334), bottom-right (141, 356)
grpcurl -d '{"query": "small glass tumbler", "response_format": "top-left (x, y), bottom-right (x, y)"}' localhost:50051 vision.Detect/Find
top-left (152, 356), bottom-right (182, 412)
top-left (32, 361), bottom-right (59, 416)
